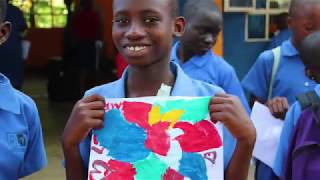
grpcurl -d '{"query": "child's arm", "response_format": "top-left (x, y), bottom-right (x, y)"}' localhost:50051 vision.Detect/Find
top-left (210, 94), bottom-right (256, 180)
top-left (62, 94), bottom-right (105, 180)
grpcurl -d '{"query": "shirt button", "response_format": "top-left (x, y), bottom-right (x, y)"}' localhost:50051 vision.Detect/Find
top-left (305, 82), bottom-right (310, 87)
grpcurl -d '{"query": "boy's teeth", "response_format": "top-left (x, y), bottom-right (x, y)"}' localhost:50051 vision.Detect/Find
top-left (127, 46), bottom-right (146, 52)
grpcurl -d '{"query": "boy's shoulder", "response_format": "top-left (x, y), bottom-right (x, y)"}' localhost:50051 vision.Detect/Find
top-left (186, 77), bottom-right (225, 96)
top-left (85, 79), bottom-right (124, 98)
top-left (84, 76), bottom-right (225, 98)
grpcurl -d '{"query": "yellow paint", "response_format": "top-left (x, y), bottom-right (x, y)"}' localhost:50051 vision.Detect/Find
top-left (161, 110), bottom-right (185, 128)
top-left (148, 106), bottom-right (161, 126)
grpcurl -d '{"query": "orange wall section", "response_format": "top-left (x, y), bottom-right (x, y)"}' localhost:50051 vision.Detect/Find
top-left (213, 0), bottom-right (223, 57)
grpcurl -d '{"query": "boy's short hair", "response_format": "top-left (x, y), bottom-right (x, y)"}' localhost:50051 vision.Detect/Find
top-left (289, 0), bottom-right (319, 17)
top-left (0, 0), bottom-right (6, 22)
top-left (112, 0), bottom-right (179, 18)
top-left (183, 0), bottom-right (221, 21)
top-left (300, 31), bottom-right (320, 69)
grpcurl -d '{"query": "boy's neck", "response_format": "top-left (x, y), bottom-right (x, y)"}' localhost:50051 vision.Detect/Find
top-left (126, 62), bottom-right (175, 98)
top-left (177, 44), bottom-right (194, 64)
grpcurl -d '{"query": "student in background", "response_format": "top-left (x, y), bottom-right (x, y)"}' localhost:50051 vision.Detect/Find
top-left (242, 0), bottom-right (320, 179)
top-left (171, 0), bottom-right (250, 114)
top-left (268, 12), bottom-right (292, 50)
top-left (61, 0), bottom-right (256, 179)
top-left (69, 0), bottom-right (103, 95)
top-left (0, 0), bottom-right (47, 178)
top-left (274, 31), bottom-right (320, 179)
top-left (0, 0), bottom-right (27, 90)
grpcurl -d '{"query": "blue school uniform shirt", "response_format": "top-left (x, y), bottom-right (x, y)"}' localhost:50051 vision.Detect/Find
top-left (273, 84), bottom-right (320, 177)
top-left (267, 29), bottom-right (292, 50)
top-left (0, 73), bottom-right (47, 179)
top-left (171, 42), bottom-right (251, 114)
top-left (242, 39), bottom-right (316, 180)
top-left (79, 62), bottom-right (236, 172)
top-left (242, 39), bottom-right (316, 105)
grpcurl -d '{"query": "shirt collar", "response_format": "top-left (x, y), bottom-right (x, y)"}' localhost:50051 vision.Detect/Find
top-left (118, 62), bottom-right (198, 97)
top-left (281, 38), bottom-right (299, 57)
top-left (171, 41), bottom-right (212, 68)
top-left (0, 74), bottom-right (21, 114)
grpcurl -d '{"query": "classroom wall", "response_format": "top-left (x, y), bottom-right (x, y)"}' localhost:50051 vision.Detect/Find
top-left (223, 13), bottom-right (268, 79)
top-left (25, 28), bottom-right (64, 68)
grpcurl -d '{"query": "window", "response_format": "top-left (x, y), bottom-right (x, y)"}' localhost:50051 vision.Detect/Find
top-left (224, 0), bottom-right (291, 42)
top-left (11, 0), bottom-right (68, 28)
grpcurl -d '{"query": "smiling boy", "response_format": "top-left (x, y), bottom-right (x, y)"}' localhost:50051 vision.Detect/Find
top-left (62, 0), bottom-right (256, 179)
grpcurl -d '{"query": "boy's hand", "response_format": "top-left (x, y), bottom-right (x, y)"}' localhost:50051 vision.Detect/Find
top-left (209, 93), bottom-right (256, 144)
top-left (62, 94), bottom-right (105, 149)
top-left (266, 97), bottom-right (288, 120)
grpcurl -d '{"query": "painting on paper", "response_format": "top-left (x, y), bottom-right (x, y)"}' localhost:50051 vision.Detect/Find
top-left (88, 96), bottom-right (224, 180)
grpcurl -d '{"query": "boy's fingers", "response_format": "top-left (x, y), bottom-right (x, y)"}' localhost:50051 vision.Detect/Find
top-left (88, 110), bottom-right (105, 119)
top-left (87, 118), bottom-right (104, 130)
top-left (210, 96), bottom-right (229, 105)
top-left (214, 93), bottom-right (228, 98)
top-left (87, 101), bottom-right (105, 110)
top-left (82, 94), bottom-right (105, 103)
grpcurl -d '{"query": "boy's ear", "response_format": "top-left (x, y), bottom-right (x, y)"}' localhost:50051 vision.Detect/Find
top-left (287, 16), bottom-right (293, 29)
top-left (0, 22), bottom-right (11, 45)
top-left (173, 16), bottom-right (185, 37)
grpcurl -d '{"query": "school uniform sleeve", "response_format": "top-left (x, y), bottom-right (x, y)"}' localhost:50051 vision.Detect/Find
top-left (18, 95), bottom-right (47, 177)
top-left (273, 101), bottom-right (301, 177)
top-left (219, 66), bottom-right (251, 114)
top-left (241, 50), bottom-right (274, 102)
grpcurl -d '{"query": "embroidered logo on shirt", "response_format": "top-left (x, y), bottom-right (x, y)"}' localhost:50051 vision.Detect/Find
top-left (7, 133), bottom-right (27, 149)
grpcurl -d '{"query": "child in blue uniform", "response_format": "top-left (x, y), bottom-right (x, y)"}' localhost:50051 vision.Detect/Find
top-left (61, 0), bottom-right (256, 179)
top-left (274, 31), bottom-right (320, 179)
top-left (0, 1), bottom-right (47, 178)
top-left (171, 0), bottom-right (251, 114)
top-left (242, 0), bottom-right (320, 179)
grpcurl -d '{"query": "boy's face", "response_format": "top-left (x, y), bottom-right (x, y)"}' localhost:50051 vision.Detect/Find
top-left (288, 3), bottom-right (320, 49)
top-left (0, 21), bottom-right (11, 45)
top-left (180, 11), bottom-right (222, 56)
top-left (112, 0), bottom-right (184, 67)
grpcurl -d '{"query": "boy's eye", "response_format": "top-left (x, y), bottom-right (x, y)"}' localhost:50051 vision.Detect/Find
top-left (144, 17), bottom-right (160, 24)
top-left (113, 18), bottom-right (129, 24)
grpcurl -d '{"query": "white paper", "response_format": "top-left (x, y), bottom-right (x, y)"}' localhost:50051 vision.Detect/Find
top-left (88, 97), bottom-right (224, 180)
top-left (251, 101), bottom-right (284, 168)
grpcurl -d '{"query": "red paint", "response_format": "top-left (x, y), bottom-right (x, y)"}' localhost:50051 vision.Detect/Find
top-left (93, 134), bottom-right (98, 145)
top-left (163, 168), bottom-right (184, 180)
top-left (174, 120), bottom-right (222, 152)
top-left (204, 151), bottom-right (217, 165)
top-left (145, 122), bottom-right (171, 156)
top-left (91, 146), bottom-right (105, 154)
top-left (89, 160), bottom-right (109, 179)
top-left (106, 160), bottom-right (136, 180)
top-left (122, 101), bottom-right (152, 129)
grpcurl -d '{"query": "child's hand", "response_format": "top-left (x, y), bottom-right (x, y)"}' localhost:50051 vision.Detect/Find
top-left (209, 93), bottom-right (256, 144)
top-left (62, 94), bottom-right (105, 149)
top-left (266, 97), bottom-right (288, 120)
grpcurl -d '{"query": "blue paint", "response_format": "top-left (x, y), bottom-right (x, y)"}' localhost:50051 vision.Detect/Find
top-left (179, 152), bottom-right (207, 180)
top-left (95, 109), bottom-right (150, 162)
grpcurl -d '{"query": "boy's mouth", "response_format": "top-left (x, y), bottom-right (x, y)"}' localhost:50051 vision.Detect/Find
top-left (123, 45), bottom-right (150, 57)
top-left (126, 46), bottom-right (147, 52)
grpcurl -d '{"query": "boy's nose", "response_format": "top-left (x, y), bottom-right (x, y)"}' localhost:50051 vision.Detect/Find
top-left (125, 22), bottom-right (146, 40)
top-left (203, 34), bottom-right (214, 46)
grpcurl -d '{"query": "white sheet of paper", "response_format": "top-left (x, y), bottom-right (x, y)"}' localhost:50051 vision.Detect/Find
top-left (251, 101), bottom-right (284, 168)
top-left (88, 97), bottom-right (224, 180)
